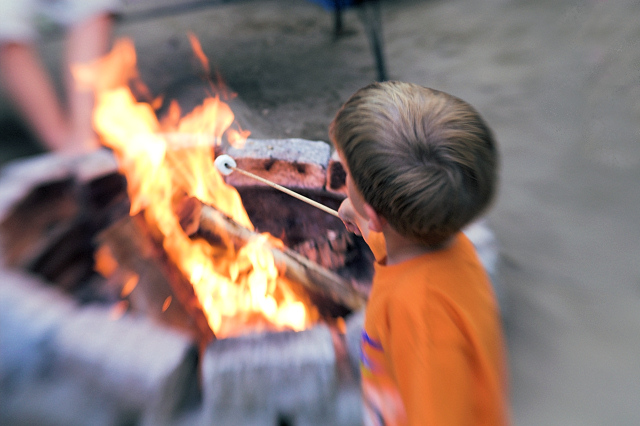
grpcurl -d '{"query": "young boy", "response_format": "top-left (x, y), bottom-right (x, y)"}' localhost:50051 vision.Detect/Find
top-left (330, 81), bottom-right (509, 425)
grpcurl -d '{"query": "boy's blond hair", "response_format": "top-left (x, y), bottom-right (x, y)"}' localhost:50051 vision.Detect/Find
top-left (329, 81), bottom-right (498, 247)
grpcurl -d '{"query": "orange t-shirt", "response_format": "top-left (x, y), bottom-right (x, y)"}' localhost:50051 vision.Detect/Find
top-left (360, 232), bottom-right (509, 425)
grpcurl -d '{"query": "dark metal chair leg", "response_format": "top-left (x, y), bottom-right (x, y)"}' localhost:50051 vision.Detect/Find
top-left (356, 0), bottom-right (388, 81)
top-left (333, 0), bottom-right (344, 35)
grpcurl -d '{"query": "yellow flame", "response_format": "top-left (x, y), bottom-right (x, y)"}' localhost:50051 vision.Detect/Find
top-left (162, 296), bottom-right (172, 312)
top-left (188, 32), bottom-right (210, 75)
top-left (120, 274), bottom-right (139, 297)
top-left (91, 37), bottom-right (316, 338)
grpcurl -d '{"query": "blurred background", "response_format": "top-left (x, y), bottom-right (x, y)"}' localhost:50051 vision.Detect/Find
top-left (1, 0), bottom-right (639, 424)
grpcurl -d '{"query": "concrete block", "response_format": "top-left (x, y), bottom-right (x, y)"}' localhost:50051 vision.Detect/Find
top-left (463, 219), bottom-right (506, 315)
top-left (344, 309), bottom-right (365, 379)
top-left (0, 269), bottom-right (200, 426)
top-left (224, 138), bottom-right (331, 190)
top-left (200, 325), bottom-right (338, 426)
top-left (325, 150), bottom-right (348, 196)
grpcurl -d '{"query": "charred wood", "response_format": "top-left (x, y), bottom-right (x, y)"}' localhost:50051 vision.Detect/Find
top-left (96, 214), bottom-right (215, 347)
top-left (177, 197), bottom-right (368, 313)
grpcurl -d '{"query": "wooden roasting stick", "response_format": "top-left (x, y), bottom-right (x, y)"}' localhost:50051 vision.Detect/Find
top-left (214, 154), bottom-right (340, 218)
top-left (178, 197), bottom-right (367, 311)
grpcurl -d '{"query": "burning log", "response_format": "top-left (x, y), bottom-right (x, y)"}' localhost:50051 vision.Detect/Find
top-left (97, 214), bottom-right (216, 346)
top-left (178, 197), bottom-right (368, 313)
top-left (293, 231), bottom-right (357, 271)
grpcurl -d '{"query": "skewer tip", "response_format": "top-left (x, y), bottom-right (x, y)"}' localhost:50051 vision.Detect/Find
top-left (214, 154), bottom-right (236, 176)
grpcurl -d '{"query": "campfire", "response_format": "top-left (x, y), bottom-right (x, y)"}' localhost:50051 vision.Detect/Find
top-left (0, 35), bottom-right (374, 425)
top-left (72, 37), bottom-right (368, 343)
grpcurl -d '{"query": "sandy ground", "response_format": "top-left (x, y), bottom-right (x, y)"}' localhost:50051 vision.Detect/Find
top-left (1, 0), bottom-right (639, 424)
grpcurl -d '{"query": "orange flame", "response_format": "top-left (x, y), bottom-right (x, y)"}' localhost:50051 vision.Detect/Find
top-left (188, 32), bottom-right (210, 76)
top-left (89, 38), bottom-right (316, 338)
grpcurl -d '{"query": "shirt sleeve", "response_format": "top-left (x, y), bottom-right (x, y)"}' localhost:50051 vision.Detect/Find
top-left (386, 292), bottom-right (474, 426)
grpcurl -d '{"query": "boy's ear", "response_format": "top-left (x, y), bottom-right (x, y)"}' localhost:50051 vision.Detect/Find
top-left (363, 203), bottom-right (387, 233)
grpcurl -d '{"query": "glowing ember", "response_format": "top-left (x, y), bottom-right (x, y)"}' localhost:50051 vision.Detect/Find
top-left (86, 38), bottom-right (317, 337)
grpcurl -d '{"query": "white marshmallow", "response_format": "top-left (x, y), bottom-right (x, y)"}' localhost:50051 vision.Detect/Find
top-left (214, 154), bottom-right (236, 176)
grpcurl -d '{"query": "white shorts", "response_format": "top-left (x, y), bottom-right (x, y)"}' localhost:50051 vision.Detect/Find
top-left (0, 0), bottom-right (121, 43)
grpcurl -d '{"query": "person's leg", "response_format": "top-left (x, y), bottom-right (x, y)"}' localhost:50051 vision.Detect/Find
top-left (65, 12), bottom-right (114, 152)
top-left (0, 42), bottom-right (71, 150)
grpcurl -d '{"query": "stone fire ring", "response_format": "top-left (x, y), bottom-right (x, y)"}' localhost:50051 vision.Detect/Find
top-left (0, 140), bottom-right (502, 426)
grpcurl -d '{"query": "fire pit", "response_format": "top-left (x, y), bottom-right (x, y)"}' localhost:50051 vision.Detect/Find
top-left (0, 138), bottom-right (371, 426)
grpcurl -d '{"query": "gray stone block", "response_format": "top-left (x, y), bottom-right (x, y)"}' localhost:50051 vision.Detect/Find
top-left (344, 309), bottom-right (365, 379)
top-left (0, 269), bottom-right (200, 426)
top-left (200, 325), bottom-right (338, 426)
top-left (224, 138), bottom-right (331, 190)
top-left (325, 150), bottom-right (348, 197)
top-left (463, 219), bottom-right (506, 315)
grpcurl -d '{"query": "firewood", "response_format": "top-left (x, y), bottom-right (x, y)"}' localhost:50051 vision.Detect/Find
top-left (177, 197), bottom-right (368, 312)
top-left (293, 231), bottom-right (357, 271)
top-left (97, 214), bottom-right (215, 347)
